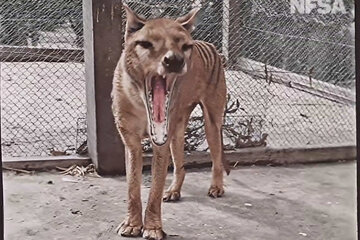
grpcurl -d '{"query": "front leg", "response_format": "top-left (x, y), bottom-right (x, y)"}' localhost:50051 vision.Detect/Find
top-left (143, 145), bottom-right (170, 240)
top-left (115, 126), bottom-right (143, 237)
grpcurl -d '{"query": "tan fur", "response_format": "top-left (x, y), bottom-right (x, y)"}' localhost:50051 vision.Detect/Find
top-left (112, 5), bottom-right (229, 240)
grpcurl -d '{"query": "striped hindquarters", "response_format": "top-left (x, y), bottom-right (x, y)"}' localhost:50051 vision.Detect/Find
top-left (193, 40), bottom-right (224, 83)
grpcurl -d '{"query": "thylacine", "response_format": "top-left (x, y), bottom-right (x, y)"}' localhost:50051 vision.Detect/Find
top-left (112, 5), bottom-right (230, 239)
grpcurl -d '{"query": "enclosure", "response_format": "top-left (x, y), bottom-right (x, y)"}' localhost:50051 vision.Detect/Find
top-left (0, 0), bottom-right (356, 169)
top-left (1, 0), bottom-right (357, 239)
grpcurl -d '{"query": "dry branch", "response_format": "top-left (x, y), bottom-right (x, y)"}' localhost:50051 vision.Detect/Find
top-left (3, 166), bottom-right (34, 174)
top-left (56, 164), bottom-right (100, 177)
top-left (223, 117), bottom-right (268, 149)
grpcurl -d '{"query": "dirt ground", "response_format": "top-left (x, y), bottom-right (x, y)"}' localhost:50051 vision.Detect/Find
top-left (4, 162), bottom-right (357, 240)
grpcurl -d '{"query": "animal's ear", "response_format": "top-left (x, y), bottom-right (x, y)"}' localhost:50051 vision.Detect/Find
top-left (123, 4), bottom-right (146, 36)
top-left (176, 8), bottom-right (200, 33)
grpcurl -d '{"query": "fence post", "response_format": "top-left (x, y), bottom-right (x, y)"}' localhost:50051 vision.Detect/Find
top-left (83, 0), bottom-right (125, 175)
top-left (222, 0), bottom-right (229, 62)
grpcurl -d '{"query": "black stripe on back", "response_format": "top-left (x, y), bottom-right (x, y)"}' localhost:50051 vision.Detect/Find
top-left (208, 44), bottom-right (219, 79)
top-left (203, 42), bottom-right (216, 66)
top-left (195, 41), bottom-right (212, 69)
top-left (194, 43), bottom-right (207, 66)
top-left (206, 43), bottom-right (223, 84)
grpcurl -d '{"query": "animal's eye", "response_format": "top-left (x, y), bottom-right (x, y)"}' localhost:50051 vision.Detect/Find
top-left (182, 44), bottom-right (193, 51)
top-left (136, 41), bottom-right (153, 49)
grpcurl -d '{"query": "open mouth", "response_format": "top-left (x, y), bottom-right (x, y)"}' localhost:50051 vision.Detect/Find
top-left (145, 74), bottom-right (176, 146)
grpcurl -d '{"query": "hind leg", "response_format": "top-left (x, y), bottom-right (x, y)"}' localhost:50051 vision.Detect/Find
top-left (201, 100), bottom-right (226, 198)
top-left (162, 126), bottom-right (185, 202)
top-left (163, 106), bottom-right (194, 202)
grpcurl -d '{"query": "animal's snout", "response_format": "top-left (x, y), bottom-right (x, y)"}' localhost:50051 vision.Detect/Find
top-left (162, 53), bottom-right (184, 73)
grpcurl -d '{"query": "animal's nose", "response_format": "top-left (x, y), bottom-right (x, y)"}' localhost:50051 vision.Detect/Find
top-left (162, 54), bottom-right (184, 73)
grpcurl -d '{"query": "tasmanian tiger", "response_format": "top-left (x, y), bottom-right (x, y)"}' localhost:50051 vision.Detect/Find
top-left (111, 4), bottom-right (230, 240)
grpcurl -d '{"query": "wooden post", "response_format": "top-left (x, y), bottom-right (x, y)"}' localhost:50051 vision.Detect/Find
top-left (83, 0), bottom-right (125, 175)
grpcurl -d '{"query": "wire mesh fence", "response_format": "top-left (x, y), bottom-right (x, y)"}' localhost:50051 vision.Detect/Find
top-left (125, 0), bottom-right (356, 152)
top-left (0, 0), bottom-right (86, 157)
top-left (0, 0), bottom-right (356, 157)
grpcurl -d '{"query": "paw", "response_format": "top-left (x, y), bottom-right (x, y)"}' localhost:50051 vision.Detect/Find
top-left (143, 228), bottom-right (166, 240)
top-left (208, 185), bottom-right (224, 198)
top-left (162, 190), bottom-right (181, 202)
top-left (116, 219), bottom-right (142, 237)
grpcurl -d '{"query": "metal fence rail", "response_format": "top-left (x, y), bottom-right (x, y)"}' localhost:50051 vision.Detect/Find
top-left (0, 0), bottom-right (356, 157)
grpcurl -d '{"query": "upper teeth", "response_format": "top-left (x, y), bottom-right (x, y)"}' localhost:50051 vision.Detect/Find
top-left (165, 94), bottom-right (169, 106)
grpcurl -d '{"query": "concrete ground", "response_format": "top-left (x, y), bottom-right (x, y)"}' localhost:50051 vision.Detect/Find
top-left (4, 162), bottom-right (357, 240)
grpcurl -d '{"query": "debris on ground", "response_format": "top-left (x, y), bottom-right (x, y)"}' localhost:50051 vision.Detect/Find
top-left (56, 164), bottom-right (100, 178)
top-left (61, 177), bottom-right (79, 183)
top-left (76, 140), bottom-right (88, 156)
top-left (3, 167), bottom-right (34, 174)
top-left (70, 209), bottom-right (82, 215)
top-left (50, 148), bottom-right (69, 156)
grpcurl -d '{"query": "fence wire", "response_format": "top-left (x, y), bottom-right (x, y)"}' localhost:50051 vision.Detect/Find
top-left (125, 0), bottom-right (356, 152)
top-left (0, 0), bottom-right (356, 157)
top-left (0, 0), bottom-right (86, 157)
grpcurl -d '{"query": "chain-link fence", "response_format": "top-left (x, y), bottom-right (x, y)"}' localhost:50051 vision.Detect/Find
top-left (0, 0), bottom-right (86, 157)
top-left (125, 0), bottom-right (356, 151)
top-left (0, 0), bottom-right (356, 157)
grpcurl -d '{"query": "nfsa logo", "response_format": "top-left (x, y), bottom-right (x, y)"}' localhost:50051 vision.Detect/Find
top-left (290, 0), bottom-right (347, 14)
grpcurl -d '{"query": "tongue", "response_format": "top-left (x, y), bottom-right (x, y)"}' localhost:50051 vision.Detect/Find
top-left (152, 78), bottom-right (166, 123)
